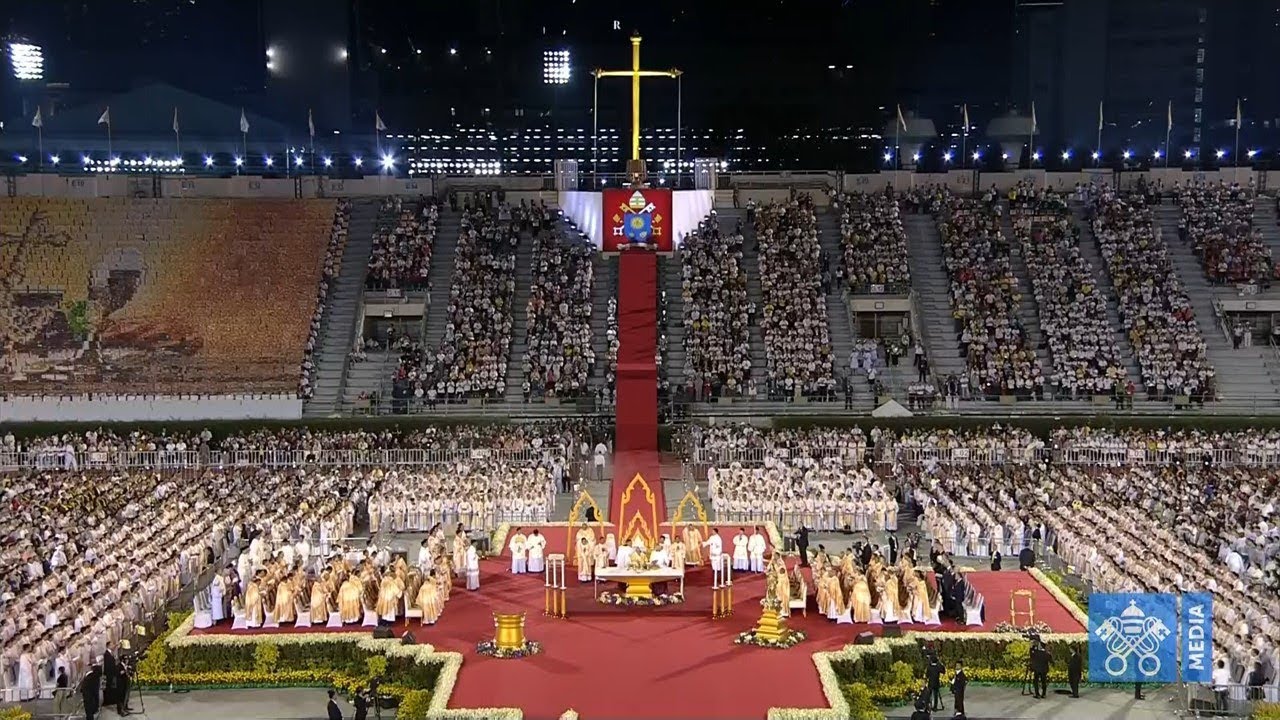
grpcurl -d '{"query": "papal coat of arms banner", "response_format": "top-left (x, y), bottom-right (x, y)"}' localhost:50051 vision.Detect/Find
top-left (602, 187), bottom-right (673, 252)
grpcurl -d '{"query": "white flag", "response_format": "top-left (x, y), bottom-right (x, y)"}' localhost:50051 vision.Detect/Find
top-left (308, 109), bottom-right (315, 138)
top-left (173, 107), bottom-right (180, 135)
top-left (98, 107), bottom-right (110, 126)
top-left (239, 108), bottom-right (250, 134)
top-left (1031, 102), bottom-right (1037, 134)
top-left (895, 104), bottom-right (907, 133)
top-left (1097, 100), bottom-right (1104, 132)
top-left (1167, 101), bottom-right (1173, 132)
top-left (1235, 99), bottom-right (1242, 127)
top-left (961, 103), bottom-right (969, 133)
top-left (375, 112), bottom-right (387, 132)
top-left (31, 107), bottom-right (42, 128)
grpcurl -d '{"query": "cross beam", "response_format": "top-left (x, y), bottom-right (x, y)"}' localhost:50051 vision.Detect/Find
top-left (594, 33), bottom-right (681, 167)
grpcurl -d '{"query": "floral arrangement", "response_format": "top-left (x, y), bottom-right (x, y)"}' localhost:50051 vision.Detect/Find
top-left (735, 628), bottom-right (808, 649)
top-left (992, 621), bottom-right (1055, 635)
top-left (396, 690), bottom-right (433, 720)
top-left (1029, 566), bottom-right (1089, 623)
top-left (597, 591), bottom-right (684, 607)
top-left (475, 639), bottom-right (543, 659)
top-left (1254, 702), bottom-right (1280, 720)
top-left (559, 710), bottom-right (580, 720)
top-left (0, 708), bottom-right (34, 720)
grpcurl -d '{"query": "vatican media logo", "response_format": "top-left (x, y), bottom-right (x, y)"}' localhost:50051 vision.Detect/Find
top-left (1087, 593), bottom-right (1213, 684)
top-left (1093, 600), bottom-right (1172, 678)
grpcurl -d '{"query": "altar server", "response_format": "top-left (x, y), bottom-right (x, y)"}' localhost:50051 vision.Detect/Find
top-left (702, 529), bottom-right (724, 568)
top-left (732, 529), bottom-right (750, 571)
top-left (527, 530), bottom-right (547, 573)
top-left (747, 528), bottom-right (768, 572)
top-left (464, 543), bottom-right (480, 591)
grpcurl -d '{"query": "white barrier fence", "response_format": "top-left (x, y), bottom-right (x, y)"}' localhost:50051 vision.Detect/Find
top-left (693, 444), bottom-right (1272, 468)
top-left (0, 446), bottom-right (564, 471)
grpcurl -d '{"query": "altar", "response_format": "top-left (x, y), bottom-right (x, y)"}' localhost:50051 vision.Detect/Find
top-left (595, 566), bottom-right (685, 599)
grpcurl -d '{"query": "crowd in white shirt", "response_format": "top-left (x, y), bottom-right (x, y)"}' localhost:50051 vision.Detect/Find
top-left (299, 199), bottom-right (352, 399)
top-left (1177, 181), bottom-right (1270, 285)
top-left (681, 217), bottom-right (754, 397)
top-left (833, 191), bottom-right (912, 293)
top-left (522, 229), bottom-right (596, 400)
top-left (365, 198), bottom-right (438, 291)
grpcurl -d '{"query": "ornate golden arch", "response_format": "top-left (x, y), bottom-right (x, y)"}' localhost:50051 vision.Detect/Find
top-left (565, 488), bottom-right (607, 565)
top-left (617, 473), bottom-right (660, 549)
top-left (667, 488), bottom-right (711, 549)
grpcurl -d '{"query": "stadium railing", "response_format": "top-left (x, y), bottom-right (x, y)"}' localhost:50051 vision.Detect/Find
top-left (0, 447), bottom-right (563, 471)
top-left (691, 443), bottom-right (1267, 468)
top-left (1185, 682), bottom-right (1280, 716)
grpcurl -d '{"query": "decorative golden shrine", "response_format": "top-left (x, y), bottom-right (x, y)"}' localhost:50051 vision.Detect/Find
top-left (616, 473), bottom-right (661, 549)
top-left (668, 487), bottom-right (711, 550)
top-left (565, 489), bottom-right (607, 567)
top-left (1010, 589), bottom-right (1036, 627)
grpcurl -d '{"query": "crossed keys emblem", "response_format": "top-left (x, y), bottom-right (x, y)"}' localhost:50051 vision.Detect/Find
top-left (1093, 600), bottom-right (1173, 678)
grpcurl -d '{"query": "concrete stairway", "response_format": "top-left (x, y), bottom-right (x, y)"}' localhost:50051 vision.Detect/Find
top-left (588, 252), bottom-right (614, 394)
top-left (1068, 203), bottom-right (1144, 390)
top-left (903, 214), bottom-right (967, 381)
top-left (660, 255), bottom-right (687, 386)
top-left (816, 207), bottom-right (872, 407)
top-left (1255, 198), bottom-right (1280, 261)
top-left (720, 208), bottom-right (767, 383)
top-left (421, 211), bottom-right (462, 361)
top-left (1155, 204), bottom-right (1280, 404)
top-left (303, 198), bottom-right (379, 417)
top-left (502, 227), bottom-right (536, 402)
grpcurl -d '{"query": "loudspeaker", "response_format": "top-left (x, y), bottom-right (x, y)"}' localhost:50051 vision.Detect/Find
top-left (883, 625), bottom-right (903, 638)
top-left (372, 626), bottom-right (394, 639)
top-left (401, 632), bottom-right (416, 645)
top-left (854, 631), bottom-right (876, 645)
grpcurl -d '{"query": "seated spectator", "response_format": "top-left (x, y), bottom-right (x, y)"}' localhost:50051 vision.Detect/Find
top-left (366, 197), bottom-right (438, 291)
top-left (834, 191), bottom-right (912, 294)
top-left (681, 217), bottom-right (753, 399)
top-left (523, 227), bottom-right (596, 400)
top-left (1177, 181), bottom-right (1270, 286)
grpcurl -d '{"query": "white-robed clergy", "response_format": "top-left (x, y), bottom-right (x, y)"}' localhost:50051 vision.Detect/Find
top-left (732, 529), bottom-right (750, 571)
top-left (702, 529), bottom-right (724, 568)
top-left (465, 543), bottom-right (480, 590)
top-left (526, 530), bottom-right (546, 573)
top-left (747, 528), bottom-right (768, 572)
top-left (605, 532), bottom-right (618, 562)
top-left (509, 531), bottom-right (528, 574)
top-left (210, 572), bottom-right (227, 622)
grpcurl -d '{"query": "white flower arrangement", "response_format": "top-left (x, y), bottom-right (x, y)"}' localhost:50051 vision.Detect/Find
top-left (559, 710), bottom-right (580, 720)
top-left (1028, 567), bottom-right (1090, 627)
top-left (490, 523), bottom-right (512, 556)
top-left (764, 521), bottom-right (784, 553)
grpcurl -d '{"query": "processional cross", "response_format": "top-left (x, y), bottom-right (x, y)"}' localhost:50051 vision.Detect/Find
top-left (594, 32), bottom-right (681, 185)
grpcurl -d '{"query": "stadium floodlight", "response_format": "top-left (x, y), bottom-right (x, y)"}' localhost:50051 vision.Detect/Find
top-left (17, 155), bottom-right (27, 163)
top-left (1001, 152), bottom-right (1009, 160)
top-left (174, 157), bottom-right (183, 166)
top-left (8, 42), bottom-right (44, 81)
top-left (1247, 149), bottom-right (1258, 159)
top-left (143, 156), bottom-right (153, 166)
top-left (353, 156), bottom-right (363, 167)
top-left (1061, 150), bottom-right (1071, 161)
top-left (911, 152), bottom-right (920, 162)
top-left (323, 156), bottom-right (333, 167)
top-left (110, 157), bottom-right (120, 166)
top-left (294, 155), bottom-right (304, 166)
top-left (543, 49), bottom-right (570, 85)
top-left (943, 150), bottom-right (953, 162)
top-left (381, 154), bottom-right (395, 169)
top-left (204, 156), bottom-right (214, 167)
top-left (971, 151), bottom-right (981, 161)
top-left (83, 155), bottom-right (92, 165)
top-left (234, 156), bottom-right (244, 167)
top-left (1153, 150), bottom-right (1162, 159)
top-left (882, 152), bottom-right (892, 163)
top-left (1184, 149), bottom-right (1193, 159)
top-left (449, 47), bottom-right (457, 56)
top-left (1031, 150), bottom-right (1041, 161)
top-left (264, 156), bottom-right (274, 167)
top-left (1091, 151), bottom-right (1100, 160)
top-left (50, 155), bottom-right (59, 165)
top-left (1216, 149), bottom-right (1226, 159)
top-left (1122, 149), bottom-right (1132, 160)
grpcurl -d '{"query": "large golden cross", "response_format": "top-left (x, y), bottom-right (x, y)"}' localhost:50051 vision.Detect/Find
top-left (594, 32), bottom-right (681, 173)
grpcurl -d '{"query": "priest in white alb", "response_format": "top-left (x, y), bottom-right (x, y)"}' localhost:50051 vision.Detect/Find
top-left (526, 530), bottom-right (546, 573)
top-left (747, 527), bottom-right (768, 572)
top-left (702, 529), bottom-right (724, 570)
top-left (509, 531), bottom-right (528, 574)
top-left (465, 542), bottom-right (480, 591)
top-left (732, 528), bottom-right (750, 571)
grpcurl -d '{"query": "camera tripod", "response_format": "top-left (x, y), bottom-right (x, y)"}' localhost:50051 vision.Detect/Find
top-left (1021, 657), bottom-right (1034, 697)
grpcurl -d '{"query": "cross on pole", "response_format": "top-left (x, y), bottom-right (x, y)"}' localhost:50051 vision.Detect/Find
top-left (594, 32), bottom-right (681, 186)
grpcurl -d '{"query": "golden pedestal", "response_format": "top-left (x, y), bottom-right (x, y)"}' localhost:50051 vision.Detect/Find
top-left (1010, 589), bottom-right (1036, 627)
top-left (494, 612), bottom-right (527, 651)
top-left (621, 577), bottom-right (656, 600)
top-left (751, 606), bottom-right (789, 643)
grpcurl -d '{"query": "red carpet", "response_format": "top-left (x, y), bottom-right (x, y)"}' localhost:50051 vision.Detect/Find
top-left (196, 561), bottom-right (1081, 719)
top-left (611, 250), bottom-right (664, 538)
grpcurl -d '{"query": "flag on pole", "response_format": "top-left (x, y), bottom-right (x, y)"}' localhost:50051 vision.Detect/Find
top-left (375, 111), bottom-right (387, 132)
top-left (962, 104), bottom-right (970, 133)
top-left (1235, 99), bottom-right (1242, 127)
top-left (1098, 100), bottom-right (1104, 131)
top-left (173, 107), bottom-right (180, 135)
top-left (308, 109), bottom-right (315, 138)
top-left (1167, 101), bottom-right (1173, 132)
top-left (1031, 102), bottom-right (1037, 134)
top-left (31, 107), bottom-right (42, 128)
top-left (896, 104), bottom-right (907, 133)
top-left (239, 108), bottom-right (250, 134)
top-left (98, 107), bottom-right (111, 126)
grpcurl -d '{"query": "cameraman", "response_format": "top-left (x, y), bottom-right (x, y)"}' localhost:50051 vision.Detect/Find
top-left (116, 652), bottom-right (135, 716)
top-left (1030, 641), bottom-right (1051, 699)
top-left (925, 650), bottom-right (945, 711)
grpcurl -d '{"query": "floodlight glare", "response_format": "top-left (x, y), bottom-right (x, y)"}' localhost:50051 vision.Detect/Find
top-left (8, 42), bottom-right (44, 81)
top-left (943, 150), bottom-right (953, 162)
top-left (294, 156), bottom-right (304, 166)
top-left (1061, 150), bottom-right (1071, 161)
top-left (1153, 150), bottom-right (1162, 159)
top-left (234, 156), bottom-right (244, 167)
top-left (542, 49), bottom-right (571, 85)
top-left (1091, 151), bottom-right (1100, 160)
top-left (1216, 149), bottom-right (1226, 159)
top-left (1184, 150), bottom-right (1193, 159)
top-left (323, 156), bottom-right (333, 167)
top-left (882, 152), bottom-right (892, 163)
top-left (1247, 149), bottom-right (1258, 159)
top-left (972, 151), bottom-right (981, 161)
top-left (265, 156), bottom-right (274, 167)
top-left (353, 157), bottom-right (363, 167)
top-left (1032, 151), bottom-right (1041, 161)
top-left (204, 156), bottom-right (214, 167)
top-left (50, 155), bottom-right (59, 165)
top-left (381, 154), bottom-right (395, 169)
top-left (911, 152), bottom-right (920, 162)
top-left (17, 155), bottom-right (27, 163)
top-left (1122, 149), bottom-right (1132, 160)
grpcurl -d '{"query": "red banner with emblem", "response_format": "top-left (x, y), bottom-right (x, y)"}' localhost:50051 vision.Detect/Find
top-left (601, 187), bottom-right (674, 252)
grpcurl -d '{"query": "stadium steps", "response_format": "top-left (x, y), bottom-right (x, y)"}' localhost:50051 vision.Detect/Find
top-left (421, 210), bottom-right (462, 360)
top-left (720, 207), bottom-right (767, 384)
top-left (1000, 211), bottom-right (1051, 377)
top-left (903, 214), bottom-right (967, 383)
top-left (1255, 199), bottom-right (1280, 262)
top-left (303, 198), bottom-right (380, 416)
top-left (588, 247), bottom-right (614, 395)
top-left (661, 254), bottom-right (687, 387)
top-left (502, 222), bottom-right (536, 402)
top-left (1068, 203), bottom-right (1145, 390)
top-left (1156, 204), bottom-right (1280, 404)
top-left (816, 208), bottom-right (873, 408)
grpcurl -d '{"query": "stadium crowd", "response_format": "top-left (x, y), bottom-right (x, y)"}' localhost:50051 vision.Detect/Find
top-left (680, 217), bottom-right (754, 398)
top-left (1008, 183), bottom-right (1126, 398)
top-left (522, 230), bottom-right (596, 400)
top-left (937, 191), bottom-right (1045, 398)
top-left (1177, 181), bottom-right (1270, 285)
top-left (755, 198), bottom-right (837, 400)
top-left (1090, 185), bottom-right (1216, 400)
top-left (298, 199), bottom-right (352, 399)
top-left (365, 198), bottom-right (439, 291)
top-left (833, 191), bottom-right (912, 294)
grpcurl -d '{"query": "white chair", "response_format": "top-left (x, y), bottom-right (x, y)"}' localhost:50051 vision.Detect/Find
top-left (193, 610), bottom-right (213, 629)
top-left (869, 609), bottom-right (883, 625)
top-left (923, 596), bottom-right (942, 626)
top-left (325, 611), bottom-right (343, 628)
top-left (788, 576), bottom-right (807, 617)
top-left (404, 595), bottom-right (423, 621)
top-left (263, 611), bottom-right (279, 629)
top-left (295, 611), bottom-right (312, 628)
top-left (361, 609), bottom-right (378, 627)
top-left (963, 595), bottom-right (985, 626)
top-left (231, 612), bottom-right (248, 630)
top-left (835, 606), bottom-right (854, 624)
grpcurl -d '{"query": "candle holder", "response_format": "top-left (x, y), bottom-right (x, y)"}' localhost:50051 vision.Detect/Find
top-left (544, 554), bottom-right (567, 619)
top-left (712, 554), bottom-right (733, 618)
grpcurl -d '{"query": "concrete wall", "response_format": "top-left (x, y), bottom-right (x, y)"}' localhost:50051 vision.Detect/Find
top-left (1, 395), bottom-right (303, 422)
top-left (10, 173), bottom-right (436, 199)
